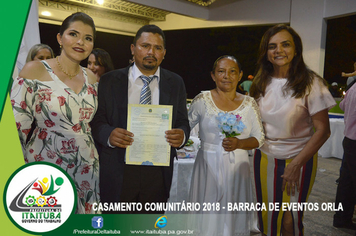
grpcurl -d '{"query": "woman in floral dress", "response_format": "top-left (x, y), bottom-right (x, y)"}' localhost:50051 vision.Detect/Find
top-left (11, 12), bottom-right (100, 214)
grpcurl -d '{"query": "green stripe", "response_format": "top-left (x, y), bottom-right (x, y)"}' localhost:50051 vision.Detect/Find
top-left (0, 1), bottom-right (34, 236)
top-left (0, 0), bottom-right (32, 121)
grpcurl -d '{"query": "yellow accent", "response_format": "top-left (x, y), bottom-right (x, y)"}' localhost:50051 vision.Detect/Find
top-left (306, 153), bottom-right (318, 200)
top-left (38, 179), bottom-right (49, 194)
top-left (36, 196), bottom-right (47, 207)
top-left (154, 215), bottom-right (167, 228)
top-left (0, 94), bottom-right (33, 235)
top-left (299, 153), bottom-right (318, 235)
top-left (260, 152), bottom-right (269, 235)
top-left (278, 158), bottom-right (292, 236)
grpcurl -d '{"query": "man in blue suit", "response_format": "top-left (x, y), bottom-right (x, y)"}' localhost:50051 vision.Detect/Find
top-left (91, 25), bottom-right (190, 214)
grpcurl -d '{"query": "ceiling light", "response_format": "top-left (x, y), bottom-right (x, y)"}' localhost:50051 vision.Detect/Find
top-left (41, 11), bottom-right (51, 16)
top-left (96, 0), bottom-right (104, 5)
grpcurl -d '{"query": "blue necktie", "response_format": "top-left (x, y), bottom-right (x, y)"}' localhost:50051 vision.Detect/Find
top-left (139, 75), bottom-right (156, 104)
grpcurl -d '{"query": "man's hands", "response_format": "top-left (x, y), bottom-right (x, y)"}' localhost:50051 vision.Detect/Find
top-left (109, 128), bottom-right (134, 148)
top-left (109, 128), bottom-right (185, 149)
top-left (165, 129), bottom-right (185, 148)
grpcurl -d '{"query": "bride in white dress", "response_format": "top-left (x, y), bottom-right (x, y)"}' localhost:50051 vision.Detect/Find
top-left (188, 56), bottom-right (265, 236)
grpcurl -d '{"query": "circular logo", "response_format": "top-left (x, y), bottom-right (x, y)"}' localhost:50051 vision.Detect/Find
top-left (3, 162), bottom-right (76, 234)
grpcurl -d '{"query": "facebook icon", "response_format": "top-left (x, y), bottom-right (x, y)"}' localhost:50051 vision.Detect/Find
top-left (92, 216), bottom-right (104, 229)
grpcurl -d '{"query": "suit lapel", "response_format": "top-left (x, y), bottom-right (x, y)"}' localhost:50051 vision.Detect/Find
top-left (159, 69), bottom-right (172, 105)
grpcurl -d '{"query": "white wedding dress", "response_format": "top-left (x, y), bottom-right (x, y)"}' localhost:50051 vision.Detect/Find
top-left (188, 91), bottom-right (264, 236)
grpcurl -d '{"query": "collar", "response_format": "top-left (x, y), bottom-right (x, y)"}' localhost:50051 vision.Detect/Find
top-left (131, 63), bottom-right (160, 83)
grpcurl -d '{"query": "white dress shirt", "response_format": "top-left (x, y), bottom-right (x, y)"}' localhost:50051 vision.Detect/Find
top-left (128, 64), bottom-right (160, 104)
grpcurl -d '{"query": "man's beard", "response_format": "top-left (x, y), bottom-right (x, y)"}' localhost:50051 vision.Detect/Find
top-left (143, 56), bottom-right (158, 70)
top-left (143, 63), bottom-right (156, 70)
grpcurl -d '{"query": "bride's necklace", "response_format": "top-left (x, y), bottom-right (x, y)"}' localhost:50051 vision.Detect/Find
top-left (56, 56), bottom-right (80, 79)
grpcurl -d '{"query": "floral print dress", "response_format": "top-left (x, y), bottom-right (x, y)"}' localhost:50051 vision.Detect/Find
top-left (11, 61), bottom-right (100, 214)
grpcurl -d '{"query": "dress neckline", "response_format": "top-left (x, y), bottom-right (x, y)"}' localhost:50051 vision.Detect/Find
top-left (41, 60), bottom-right (87, 96)
top-left (207, 90), bottom-right (246, 113)
top-left (271, 77), bottom-right (288, 81)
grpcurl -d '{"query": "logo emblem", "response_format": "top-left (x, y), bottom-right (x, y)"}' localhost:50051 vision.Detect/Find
top-left (92, 216), bottom-right (104, 229)
top-left (154, 215), bottom-right (167, 228)
top-left (4, 162), bottom-right (76, 234)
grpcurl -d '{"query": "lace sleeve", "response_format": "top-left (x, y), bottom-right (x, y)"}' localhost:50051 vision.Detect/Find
top-left (11, 78), bottom-right (36, 156)
top-left (249, 98), bottom-right (265, 148)
top-left (188, 93), bottom-right (204, 130)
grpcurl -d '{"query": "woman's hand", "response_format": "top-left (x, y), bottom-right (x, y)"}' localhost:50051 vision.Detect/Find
top-left (222, 137), bottom-right (241, 152)
top-left (222, 136), bottom-right (259, 151)
top-left (281, 161), bottom-right (302, 196)
top-left (280, 109), bottom-right (330, 196)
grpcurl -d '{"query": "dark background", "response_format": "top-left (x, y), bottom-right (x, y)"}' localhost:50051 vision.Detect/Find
top-left (325, 15), bottom-right (356, 86)
top-left (39, 14), bottom-right (356, 99)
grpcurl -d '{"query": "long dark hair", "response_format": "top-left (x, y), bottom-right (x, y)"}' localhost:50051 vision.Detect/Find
top-left (250, 24), bottom-right (325, 100)
top-left (90, 48), bottom-right (114, 73)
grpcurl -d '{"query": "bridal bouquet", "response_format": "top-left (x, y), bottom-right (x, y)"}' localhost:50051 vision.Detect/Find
top-left (216, 112), bottom-right (246, 137)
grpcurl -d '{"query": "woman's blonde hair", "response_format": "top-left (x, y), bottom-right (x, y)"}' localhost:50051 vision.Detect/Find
top-left (26, 44), bottom-right (54, 62)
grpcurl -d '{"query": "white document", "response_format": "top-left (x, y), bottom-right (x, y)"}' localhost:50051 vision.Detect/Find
top-left (126, 104), bottom-right (172, 166)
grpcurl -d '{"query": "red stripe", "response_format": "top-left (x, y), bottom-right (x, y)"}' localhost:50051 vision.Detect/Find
top-left (273, 158), bottom-right (278, 204)
top-left (297, 164), bottom-right (306, 236)
top-left (298, 164), bottom-right (306, 202)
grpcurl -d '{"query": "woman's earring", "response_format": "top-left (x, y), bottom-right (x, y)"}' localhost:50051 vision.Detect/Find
top-left (60, 45), bottom-right (62, 49)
